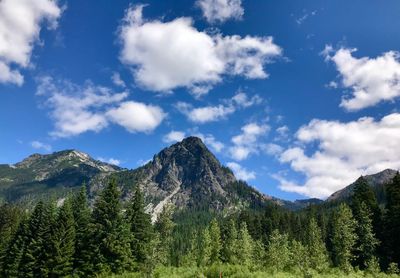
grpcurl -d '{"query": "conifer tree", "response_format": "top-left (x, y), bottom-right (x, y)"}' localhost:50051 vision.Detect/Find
top-left (20, 201), bottom-right (55, 277)
top-left (47, 198), bottom-right (76, 277)
top-left (353, 202), bottom-right (379, 269)
top-left (221, 219), bottom-right (238, 264)
top-left (384, 173), bottom-right (400, 265)
top-left (198, 228), bottom-right (212, 266)
top-left (305, 218), bottom-right (329, 272)
top-left (266, 229), bottom-right (290, 272)
top-left (1, 217), bottom-right (29, 277)
top-left (237, 222), bottom-right (254, 267)
top-left (71, 185), bottom-right (91, 275)
top-left (87, 179), bottom-right (132, 274)
top-left (289, 239), bottom-right (308, 273)
top-left (126, 185), bottom-right (153, 270)
top-left (154, 204), bottom-right (175, 266)
top-left (208, 218), bottom-right (222, 264)
top-left (331, 203), bottom-right (357, 272)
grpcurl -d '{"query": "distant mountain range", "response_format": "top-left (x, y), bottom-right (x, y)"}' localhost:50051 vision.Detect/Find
top-left (0, 137), bottom-right (397, 219)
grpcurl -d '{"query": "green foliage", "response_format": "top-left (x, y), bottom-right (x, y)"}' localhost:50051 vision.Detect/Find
top-left (154, 205), bottom-right (175, 266)
top-left (126, 185), bottom-right (153, 272)
top-left (266, 229), bottom-right (290, 272)
top-left (198, 227), bottom-right (212, 267)
top-left (306, 218), bottom-right (330, 272)
top-left (208, 218), bottom-right (222, 264)
top-left (331, 203), bottom-right (358, 272)
top-left (237, 222), bottom-right (254, 267)
top-left (87, 179), bottom-right (133, 275)
top-left (384, 173), bottom-right (400, 266)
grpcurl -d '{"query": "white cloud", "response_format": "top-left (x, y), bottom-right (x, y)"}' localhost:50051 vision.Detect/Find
top-left (178, 102), bottom-right (235, 124)
top-left (36, 76), bottom-right (165, 137)
top-left (323, 46), bottom-right (400, 111)
top-left (262, 143), bottom-right (283, 156)
top-left (118, 6), bottom-right (281, 95)
top-left (177, 92), bottom-right (262, 124)
top-left (193, 133), bottom-right (225, 152)
top-left (111, 72), bottom-right (126, 88)
top-left (98, 157), bottom-right (121, 166)
top-left (278, 113), bottom-right (400, 198)
top-left (0, 0), bottom-right (62, 85)
top-left (163, 131), bottom-right (186, 143)
top-left (296, 10), bottom-right (317, 25)
top-left (229, 123), bottom-right (270, 160)
top-left (31, 140), bottom-right (52, 152)
top-left (196, 0), bottom-right (244, 23)
top-left (232, 91), bottom-right (263, 108)
top-left (107, 101), bottom-right (166, 133)
top-left (227, 162), bottom-right (256, 181)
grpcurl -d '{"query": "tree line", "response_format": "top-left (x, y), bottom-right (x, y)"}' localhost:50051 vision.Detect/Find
top-left (0, 173), bottom-right (399, 277)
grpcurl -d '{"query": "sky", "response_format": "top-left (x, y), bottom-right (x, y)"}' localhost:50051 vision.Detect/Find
top-left (1, 0), bottom-right (400, 201)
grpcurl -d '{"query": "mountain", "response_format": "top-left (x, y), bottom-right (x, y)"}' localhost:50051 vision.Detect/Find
top-left (91, 137), bottom-right (274, 221)
top-left (327, 169), bottom-right (398, 203)
top-left (0, 150), bottom-right (121, 204)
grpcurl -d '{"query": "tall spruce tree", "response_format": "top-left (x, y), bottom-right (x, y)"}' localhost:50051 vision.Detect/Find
top-left (154, 204), bottom-right (175, 266)
top-left (71, 185), bottom-right (91, 275)
top-left (198, 228), bottom-right (212, 267)
top-left (331, 203), bottom-right (358, 272)
top-left (237, 222), bottom-right (254, 267)
top-left (384, 173), bottom-right (400, 266)
top-left (1, 217), bottom-right (29, 277)
top-left (47, 198), bottom-right (76, 277)
top-left (266, 230), bottom-right (290, 272)
top-left (208, 218), bottom-right (222, 264)
top-left (353, 202), bottom-right (379, 269)
top-left (19, 201), bottom-right (55, 277)
top-left (221, 219), bottom-right (238, 264)
top-left (88, 179), bottom-right (132, 274)
top-left (305, 218), bottom-right (329, 272)
top-left (126, 185), bottom-right (153, 270)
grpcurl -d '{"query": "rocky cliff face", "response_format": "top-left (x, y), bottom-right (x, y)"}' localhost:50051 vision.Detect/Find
top-left (94, 137), bottom-right (269, 221)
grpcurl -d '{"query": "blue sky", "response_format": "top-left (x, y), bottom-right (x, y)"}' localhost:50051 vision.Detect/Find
top-left (1, 0), bottom-right (400, 201)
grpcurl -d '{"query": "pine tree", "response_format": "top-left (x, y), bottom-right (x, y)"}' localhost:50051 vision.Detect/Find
top-left (1, 217), bottom-right (29, 277)
top-left (208, 218), bottom-right (221, 264)
top-left (47, 198), bottom-right (76, 277)
top-left (305, 218), bottom-right (329, 272)
top-left (385, 173), bottom-right (400, 266)
top-left (87, 179), bottom-right (132, 274)
top-left (237, 222), bottom-right (254, 267)
top-left (353, 202), bottom-right (379, 269)
top-left (71, 185), bottom-right (91, 275)
top-left (266, 229), bottom-right (290, 272)
top-left (126, 185), bottom-right (153, 271)
top-left (0, 204), bottom-right (22, 266)
top-left (154, 204), bottom-right (175, 266)
top-left (221, 219), bottom-right (238, 264)
top-left (289, 239), bottom-right (308, 273)
top-left (20, 201), bottom-right (55, 277)
top-left (198, 227), bottom-right (212, 266)
top-left (331, 203), bottom-right (358, 272)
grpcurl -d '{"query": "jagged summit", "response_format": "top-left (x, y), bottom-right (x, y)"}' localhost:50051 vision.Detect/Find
top-left (327, 169), bottom-right (398, 202)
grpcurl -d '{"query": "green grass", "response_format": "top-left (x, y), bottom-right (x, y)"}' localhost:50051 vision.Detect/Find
top-left (102, 265), bottom-right (400, 278)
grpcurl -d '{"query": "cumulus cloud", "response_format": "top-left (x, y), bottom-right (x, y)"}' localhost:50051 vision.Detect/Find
top-left (31, 140), bottom-right (52, 152)
top-left (278, 113), bottom-right (400, 198)
top-left (0, 0), bottom-right (62, 85)
top-left (98, 157), bottom-right (121, 166)
top-left (118, 5), bottom-right (281, 96)
top-left (163, 131), bottom-right (186, 143)
top-left (227, 162), bottom-right (256, 181)
top-left (193, 132), bottom-right (225, 152)
top-left (229, 123), bottom-right (270, 160)
top-left (107, 101), bottom-right (165, 133)
top-left (177, 92), bottom-right (262, 124)
top-left (323, 46), bottom-right (400, 111)
top-left (177, 102), bottom-right (235, 123)
top-left (111, 72), bottom-right (126, 88)
top-left (36, 76), bottom-right (165, 137)
top-left (196, 0), bottom-right (244, 23)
